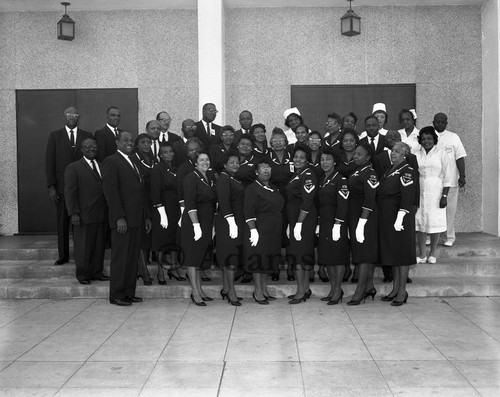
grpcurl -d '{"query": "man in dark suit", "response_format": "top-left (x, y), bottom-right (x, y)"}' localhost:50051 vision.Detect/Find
top-left (94, 106), bottom-right (122, 162)
top-left (195, 103), bottom-right (222, 149)
top-left (157, 111), bottom-right (181, 144)
top-left (173, 118), bottom-right (197, 166)
top-left (233, 110), bottom-right (253, 144)
top-left (359, 115), bottom-right (388, 156)
top-left (64, 138), bottom-right (109, 285)
top-left (102, 131), bottom-right (152, 306)
top-left (45, 106), bottom-right (93, 266)
top-left (146, 120), bottom-right (162, 162)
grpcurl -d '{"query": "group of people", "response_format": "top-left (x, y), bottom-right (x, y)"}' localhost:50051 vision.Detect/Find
top-left (45, 102), bottom-right (466, 307)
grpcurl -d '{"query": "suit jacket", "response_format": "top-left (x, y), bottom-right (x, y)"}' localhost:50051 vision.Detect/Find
top-left (172, 139), bottom-right (188, 167)
top-left (95, 125), bottom-right (122, 162)
top-left (372, 150), bottom-right (420, 206)
top-left (160, 131), bottom-right (181, 143)
top-left (45, 127), bottom-right (93, 193)
top-left (102, 152), bottom-right (148, 229)
top-left (64, 158), bottom-right (106, 224)
top-left (360, 134), bottom-right (388, 156)
top-left (195, 120), bottom-right (222, 149)
top-left (234, 128), bottom-right (251, 144)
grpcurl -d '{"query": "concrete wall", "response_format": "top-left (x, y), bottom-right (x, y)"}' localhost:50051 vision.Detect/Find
top-left (226, 5), bottom-right (483, 233)
top-left (0, 5), bottom-right (484, 234)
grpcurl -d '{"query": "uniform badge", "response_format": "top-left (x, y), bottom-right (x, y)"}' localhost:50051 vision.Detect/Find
top-left (401, 172), bottom-right (413, 186)
top-left (339, 184), bottom-right (349, 200)
top-left (367, 174), bottom-right (379, 189)
top-left (304, 179), bottom-right (315, 193)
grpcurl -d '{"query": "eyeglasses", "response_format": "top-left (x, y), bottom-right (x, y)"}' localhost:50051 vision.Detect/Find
top-left (159, 118), bottom-right (172, 122)
top-left (206, 109), bottom-right (218, 113)
top-left (65, 113), bottom-right (79, 118)
top-left (309, 138), bottom-right (321, 142)
top-left (82, 144), bottom-right (97, 149)
top-left (221, 132), bottom-right (234, 137)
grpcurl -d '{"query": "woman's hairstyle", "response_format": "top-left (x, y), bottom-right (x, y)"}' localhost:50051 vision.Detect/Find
top-left (357, 141), bottom-right (374, 158)
top-left (223, 149), bottom-right (240, 165)
top-left (373, 109), bottom-right (388, 124)
top-left (293, 142), bottom-right (312, 163)
top-left (238, 135), bottom-right (253, 147)
top-left (327, 112), bottom-right (342, 124)
top-left (399, 108), bottom-right (415, 122)
top-left (293, 123), bottom-right (310, 133)
top-left (193, 150), bottom-right (209, 164)
top-left (250, 123), bottom-right (266, 134)
top-left (135, 133), bottom-right (151, 148)
top-left (418, 126), bottom-right (439, 144)
top-left (159, 141), bottom-right (174, 152)
top-left (393, 142), bottom-right (410, 157)
top-left (364, 115), bottom-right (379, 125)
top-left (321, 146), bottom-right (336, 159)
top-left (342, 112), bottom-right (358, 125)
top-left (339, 128), bottom-right (360, 146)
top-left (257, 157), bottom-right (273, 168)
top-left (270, 127), bottom-right (288, 146)
top-left (184, 137), bottom-right (203, 152)
top-left (284, 113), bottom-right (304, 128)
top-left (220, 125), bottom-right (236, 134)
top-left (308, 130), bottom-right (322, 140)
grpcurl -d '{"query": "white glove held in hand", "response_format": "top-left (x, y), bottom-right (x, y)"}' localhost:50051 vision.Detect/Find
top-left (332, 223), bottom-right (341, 241)
top-left (394, 210), bottom-right (406, 231)
top-left (157, 206), bottom-right (168, 229)
top-left (286, 225), bottom-right (290, 238)
top-left (178, 206), bottom-right (185, 227)
top-left (226, 216), bottom-right (238, 239)
top-left (249, 229), bottom-right (259, 247)
top-left (294, 222), bottom-right (303, 241)
top-left (356, 218), bottom-right (367, 243)
top-left (193, 223), bottom-right (202, 241)
top-left (315, 224), bottom-right (320, 236)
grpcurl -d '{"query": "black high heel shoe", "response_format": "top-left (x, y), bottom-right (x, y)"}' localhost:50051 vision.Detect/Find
top-left (168, 270), bottom-right (186, 281)
top-left (271, 273), bottom-right (280, 281)
top-left (365, 287), bottom-right (377, 301)
top-left (305, 289), bottom-right (312, 300)
top-left (157, 276), bottom-right (167, 285)
top-left (157, 265), bottom-right (167, 285)
top-left (201, 296), bottom-right (213, 302)
top-left (381, 291), bottom-right (397, 302)
top-left (227, 296), bottom-right (242, 306)
top-left (347, 292), bottom-right (366, 306)
top-left (320, 295), bottom-right (332, 302)
top-left (287, 274), bottom-right (295, 282)
top-left (391, 292), bottom-right (408, 306)
top-left (253, 292), bottom-right (269, 305)
top-left (190, 294), bottom-right (206, 306)
top-left (289, 295), bottom-right (307, 304)
top-left (220, 289), bottom-right (228, 301)
top-left (327, 289), bottom-right (344, 305)
top-left (263, 294), bottom-right (276, 301)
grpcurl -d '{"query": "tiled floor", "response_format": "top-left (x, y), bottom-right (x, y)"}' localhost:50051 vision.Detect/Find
top-left (0, 297), bottom-right (499, 396)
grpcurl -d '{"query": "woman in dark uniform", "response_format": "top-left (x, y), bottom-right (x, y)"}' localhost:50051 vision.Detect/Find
top-left (244, 158), bottom-right (285, 304)
top-left (181, 151), bottom-right (217, 306)
top-left (150, 142), bottom-right (184, 285)
top-left (286, 124), bottom-right (309, 154)
top-left (378, 142), bottom-right (416, 306)
top-left (308, 130), bottom-right (323, 179)
top-left (267, 128), bottom-right (294, 282)
top-left (286, 144), bottom-right (318, 304)
top-left (132, 133), bottom-right (157, 285)
top-left (177, 137), bottom-right (203, 224)
top-left (209, 125), bottom-right (235, 176)
top-left (216, 150), bottom-right (245, 306)
top-left (235, 136), bottom-right (257, 187)
top-left (251, 123), bottom-right (269, 160)
top-left (317, 147), bottom-right (350, 305)
top-left (346, 142), bottom-right (379, 305)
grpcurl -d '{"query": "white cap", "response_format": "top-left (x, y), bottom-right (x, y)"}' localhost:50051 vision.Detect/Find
top-left (409, 109), bottom-right (417, 119)
top-left (372, 103), bottom-right (386, 113)
top-left (283, 107), bottom-right (301, 119)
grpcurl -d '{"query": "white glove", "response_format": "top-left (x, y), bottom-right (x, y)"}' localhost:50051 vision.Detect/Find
top-left (315, 224), bottom-right (320, 236)
top-left (249, 229), bottom-right (259, 246)
top-left (394, 210), bottom-right (406, 231)
top-left (294, 222), bottom-right (303, 241)
top-left (193, 223), bottom-right (202, 241)
top-left (178, 205), bottom-right (185, 227)
top-left (212, 226), bottom-right (216, 239)
top-left (332, 223), bottom-right (341, 241)
top-left (157, 206), bottom-right (168, 229)
top-left (356, 218), bottom-right (367, 243)
top-left (226, 216), bottom-right (238, 239)
top-left (286, 225), bottom-right (290, 238)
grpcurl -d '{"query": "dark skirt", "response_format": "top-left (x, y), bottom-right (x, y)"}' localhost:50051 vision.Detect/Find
top-left (347, 196), bottom-right (378, 264)
top-left (215, 209), bottom-right (245, 269)
top-left (318, 205), bottom-right (350, 266)
top-left (286, 200), bottom-right (317, 270)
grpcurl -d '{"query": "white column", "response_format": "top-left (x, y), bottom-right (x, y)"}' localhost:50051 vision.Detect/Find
top-left (481, 0), bottom-right (500, 235)
top-left (197, 0), bottom-right (225, 124)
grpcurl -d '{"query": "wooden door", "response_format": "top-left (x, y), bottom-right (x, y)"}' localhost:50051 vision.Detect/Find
top-left (16, 88), bottom-right (138, 233)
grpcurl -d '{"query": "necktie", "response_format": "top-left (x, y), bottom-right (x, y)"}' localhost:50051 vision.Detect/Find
top-left (206, 123), bottom-right (211, 136)
top-left (90, 160), bottom-right (101, 180)
top-left (370, 137), bottom-right (376, 152)
top-left (162, 133), bottom-right (166, 143)
top-left (70, 130), bottom-right (75, 147)
top-left (153, 140), bottom-right (158, 159)
top-left (114, 128), bottom-right (119, 137)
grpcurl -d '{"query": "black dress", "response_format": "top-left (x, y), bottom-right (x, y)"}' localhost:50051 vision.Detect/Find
top-left (268, 149), bottom-right (294, 247)
top-left (150, 161), bottom-right (179, 252)
top-left (347, 164), bottom-right (379, 264)
top-left (285, 167), bottom-right (318, 269)
top-left (252, 146), bottom-right (269, 161)
top-left (377, 161), bottom-right (416, 266)
top-left (235, 154), bottom-right (257, 187)
top-left (317, 171), bottom-right (350, 266)
top-left (209, 143), bottom-right (234, 175)
top-left (336, 149), bottom-right (357, 178)
top-left (133, 152), bottom-right (156, 250)
top-left (244, 180), bottom-right (284, 274)
top-left (215, 171), bottom-right (245, 269)
top-left (181, 169), bottom-right (216, 269)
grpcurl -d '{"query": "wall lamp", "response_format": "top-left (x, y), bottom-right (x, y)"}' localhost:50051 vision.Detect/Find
top-left (57, 2), bottom-right (75, 41)
top-left (341, 0), bottom-right (361, 37)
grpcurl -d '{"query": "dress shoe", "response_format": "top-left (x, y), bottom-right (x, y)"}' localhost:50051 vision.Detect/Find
top-left (327, 289), bottom-right (344, 305)
top-left (406, 277), bottom-right (413, 284)
top-left (391, 292), bottom-right (409, 306)
top-left (347, 292), bottom-right (367, 306)
top-left (201, 296), bottom-right (213, 302)
top-left (443, 241), bottom-right (453, 247)
top-left (263, 294), bottom-right (276, 301)
top-left (365, 287), bottom-right (377, 301)
top-left (304, 289), bottom-right (312, 300)
top-left (201, 275), bottom-right (212, 282)
top-left (289, 295), bottom-right (307, 304)
top-left (287, 274), bottom-right (295, 282)
top-left (125, 296), bottom-right (143, 303)
top-left (271, 273), bottom-right (280, 281)
top-left (253, 292), bottom-right (269, 305)
top-left (381, 294), bottom-right (396, 302)
top-left (94, 275), bottom-right (110, 281)
top-left (167, 270), bottom-right (186, 281)
top-left (79, 280), bottom-right (90, 285)
top-left (427, 256), bottom-right (437, 264)
top-left (157, 276), bottom-right (167, 285)
top-left (190, 294), bottom-right (206, 306)
top-left (110, 299), bottom-right (132, 306)
top-left (241, 272), bottom-right (253, 284)
top-left (54, 258), bottom-right (68, 266)
top-left (416, 256), bottom-right (427, 264)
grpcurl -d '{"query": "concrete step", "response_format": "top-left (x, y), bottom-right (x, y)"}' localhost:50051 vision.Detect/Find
top-left (0, 276), bottom-right (499, 299)
top-left (0, 257), bottom-right (499, 279)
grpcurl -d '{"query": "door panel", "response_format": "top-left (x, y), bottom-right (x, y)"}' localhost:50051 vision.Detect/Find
top-left (291, 84), bottom-right (416, 133)
top-left (17, 89), bottom-right (138, 233)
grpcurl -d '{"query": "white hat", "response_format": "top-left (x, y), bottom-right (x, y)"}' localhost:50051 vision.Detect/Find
top-left (283, 107), bottom-right (301, 119)
top-left (372, 103), bottom-right (386, 113)
top-left (409, 109), bottom-right (417, 119)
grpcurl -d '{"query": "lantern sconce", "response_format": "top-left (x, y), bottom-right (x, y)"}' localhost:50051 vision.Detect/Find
top-left (341, 0), bottom-right (361, 37)
top-left (57, 2), bottom-right (75, 41)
